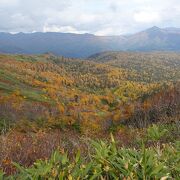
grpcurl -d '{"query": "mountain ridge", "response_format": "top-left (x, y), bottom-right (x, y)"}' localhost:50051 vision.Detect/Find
top-left (0, 26), bottom-right (180, 58)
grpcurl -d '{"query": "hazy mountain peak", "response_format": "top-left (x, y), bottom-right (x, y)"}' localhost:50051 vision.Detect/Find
top-left (145, 26), bottom-right (161, 33)
top-left (0, 26), bottom-right (180, 58)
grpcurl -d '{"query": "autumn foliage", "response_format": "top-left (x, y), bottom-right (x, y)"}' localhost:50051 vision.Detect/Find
top-left (0, 52), bottom-right (179, 177)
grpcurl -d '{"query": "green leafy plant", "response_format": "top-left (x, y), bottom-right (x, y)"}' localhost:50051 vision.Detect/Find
top-left (13, 150), bottom-right (93, 179)
top-left (147, 124), bottom-right (168, 141)
top-left (0, 170), bottom-right (5, 179)
top-left (90, 135), bottom-right (170, 179)
top-left (1, 135), bottom-right (179, 179)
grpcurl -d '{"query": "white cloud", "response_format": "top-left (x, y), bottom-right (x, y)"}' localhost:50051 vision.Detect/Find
top-left (95, 27), bottom-right (114, 36)
top-left (0, 0), bottom-right (19, 6)
top-left (0, 0), bottom-right (180, 35)
top-left (134, 11), bottom-right (161, 23)
top-left (95, 27), bottom-right (125, 36)
top-left (43, 24), bottom-right (88, 34)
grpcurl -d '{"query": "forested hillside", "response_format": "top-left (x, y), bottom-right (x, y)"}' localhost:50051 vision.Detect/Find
top-left (0, 52), bottom-right (179, 131)
top-left (0, 52), bottom-right (179, 178)
top-left (89, 51), bottom-right (180, 82)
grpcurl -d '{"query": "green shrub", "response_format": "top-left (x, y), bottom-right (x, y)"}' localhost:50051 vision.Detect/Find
top-left (147, 124), bottom-right (168, 141)
top-left (13, 150), bottom-right (93, 179)
top-left (0, 118), bottom-right (12, 134)
top-left (1, 135), bottom-right (179, 179)
top-left (0, 170), bottom-right (5, 179)
top-left (90, 134), bottom-right (170, 179)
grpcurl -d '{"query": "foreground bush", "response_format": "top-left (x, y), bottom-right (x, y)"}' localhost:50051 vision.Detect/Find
top-left (0, 135), bottom-right (179, 180)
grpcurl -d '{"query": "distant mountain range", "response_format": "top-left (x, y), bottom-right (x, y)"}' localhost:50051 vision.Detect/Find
top-left (0, 26), bottom-right (180, 58)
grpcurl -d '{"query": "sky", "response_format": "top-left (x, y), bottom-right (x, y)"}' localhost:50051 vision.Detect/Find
top-left (0, 0), bottom-right (180, 35)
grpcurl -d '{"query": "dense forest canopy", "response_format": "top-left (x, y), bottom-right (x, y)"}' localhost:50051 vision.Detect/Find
top-left (0, 52), bottom-right (179, 131)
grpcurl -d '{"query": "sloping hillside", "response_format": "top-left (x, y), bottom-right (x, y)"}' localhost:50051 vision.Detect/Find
top-left (0, 53), bottom-right (179, 177)
top-left (89, 51), bottom-right (180, 82)
top-left (0, 53), bottom-right (179, 133)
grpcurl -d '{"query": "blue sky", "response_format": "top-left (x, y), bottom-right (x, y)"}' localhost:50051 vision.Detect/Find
top-left (0, 0), bottom-right (180, 35)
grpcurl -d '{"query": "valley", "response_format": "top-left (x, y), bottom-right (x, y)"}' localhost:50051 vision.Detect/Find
top-left (0, 52), bottom-right (179, 179)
